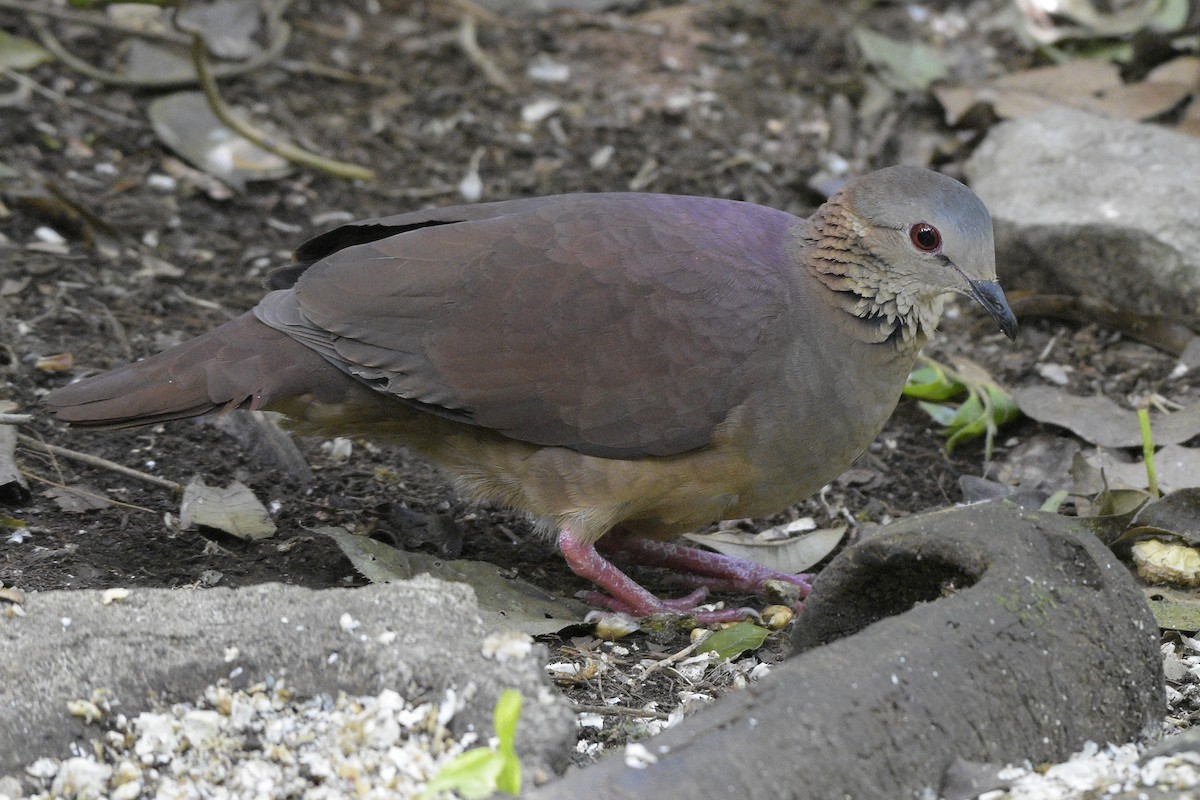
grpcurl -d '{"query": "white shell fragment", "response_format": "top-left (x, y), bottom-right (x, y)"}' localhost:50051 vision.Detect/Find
top-left (1133, 539), bottom-right (1200, 587)
top-left (100, 588), bottom-right (130, 606)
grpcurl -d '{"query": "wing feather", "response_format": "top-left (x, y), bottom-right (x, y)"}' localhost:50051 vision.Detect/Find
top-left (255, 193), bottom-right (801, 458)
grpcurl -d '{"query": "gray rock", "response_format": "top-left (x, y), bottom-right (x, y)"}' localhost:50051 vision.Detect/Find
top-left (965, 108), bottom-right (1200, 318)
top-left (0, 578), bottom-right (575, 789)
top-left (532, 500), bottom-right (1164, 800)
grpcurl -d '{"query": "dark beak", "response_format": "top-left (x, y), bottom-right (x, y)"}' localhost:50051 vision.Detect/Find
top-left (967, 279), bottom-right (1018, 340)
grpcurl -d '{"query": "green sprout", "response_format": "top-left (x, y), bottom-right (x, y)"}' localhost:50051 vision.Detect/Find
top-left (1138, 407), bottom-right (1160, 498)
top-left (421, 689), bottom-right (522, 799)
top-left (903, 356), bottom-right (1019, 459)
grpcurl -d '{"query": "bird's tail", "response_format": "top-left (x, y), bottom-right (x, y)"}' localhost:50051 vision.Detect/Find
top-left (43, 312), bottom-right (346, 429)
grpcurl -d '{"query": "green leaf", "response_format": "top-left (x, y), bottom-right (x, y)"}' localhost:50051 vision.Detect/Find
top-left (910, 357), bottom-right (1020, 457)
top-left (493, 689), bottom-right (522, 748)
top-left (986, 386), bottom-right (1020, 425)
top-left (945, 414), bottom-right (988, 452)
top-left (904, 363), bottom-right (963, 401)
top-left (697, 621), bottom-right (770, 660)
top-left (493, 689), bottom-right (522, 795)
top-left (946, 391), bottom-right (985, 429)
top-left (918, 400), bottom-right (959, 427)
top-left (421, 749), bottom-right (505, 800)
top-left (420, 689), bottom-right (523, 799)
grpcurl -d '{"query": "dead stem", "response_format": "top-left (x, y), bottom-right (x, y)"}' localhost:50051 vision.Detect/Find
top-left (190, 34), bottom-right (376, 182)
top-left (18, 434), bottom-right (183, 494)
top-left (456, 14), bottom-right (515, 93)
top-left (571, 703), bottom-right (671, 720)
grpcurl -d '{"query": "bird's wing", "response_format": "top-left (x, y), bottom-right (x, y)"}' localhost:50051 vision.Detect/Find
top-left (256, 193), bottom-right (800, 458)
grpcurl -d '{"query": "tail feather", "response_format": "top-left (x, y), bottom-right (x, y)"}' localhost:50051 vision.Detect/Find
top-left (43, 312), bottom-right (348, 429)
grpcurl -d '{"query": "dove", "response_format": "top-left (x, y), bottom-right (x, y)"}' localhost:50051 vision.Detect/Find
top-left (44, 166), bottom-right (1016, 623)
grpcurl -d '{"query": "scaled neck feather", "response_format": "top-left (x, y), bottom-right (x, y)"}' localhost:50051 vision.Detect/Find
top-left (797, 200), bottom-right (941, 349)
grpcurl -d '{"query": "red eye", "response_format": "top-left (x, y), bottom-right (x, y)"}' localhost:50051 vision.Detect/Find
top-left (910, 223), bottom-right (941, 252)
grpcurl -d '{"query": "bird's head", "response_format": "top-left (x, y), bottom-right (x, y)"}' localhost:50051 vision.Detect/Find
top-left (835, 165), bottom-right (1017, 341)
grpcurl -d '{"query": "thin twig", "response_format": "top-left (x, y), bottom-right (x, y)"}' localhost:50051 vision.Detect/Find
top-left (190, 33), bottom-right (375, 182)
top-left (0, 67), bottom-right (142, 126)
top-left (0, 414), bottom-right (33, 425)
top-left (0, 0), bottom-right (192, 45)
top-left (641, 632), bottom-right (712, 677)
top-left (456, 13), bottom-right (514, 93)
top-left (277, 59), bottom-right (391, 87)
top-left (28, 7), bottom-right (293, 90)
top-left (21, 469), bottom-right (159, 514)
top-left (437, 0), bottom-right (513, 28)
top-left (17, 434), bottom-right (183, 493)
top-left (571, 703), bottom-right (671, 720)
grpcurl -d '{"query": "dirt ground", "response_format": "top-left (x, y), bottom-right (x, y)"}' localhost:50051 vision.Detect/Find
top-left (1, 0), bottom-right (1196, 758)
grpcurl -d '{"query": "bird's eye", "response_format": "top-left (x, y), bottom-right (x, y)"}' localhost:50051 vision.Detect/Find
top-left (909, 223), bottom-right (941, 252)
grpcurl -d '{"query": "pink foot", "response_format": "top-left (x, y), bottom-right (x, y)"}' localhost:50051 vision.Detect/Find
top-left (596, 529), bottom-right (813, 599)
top-left (558, 529), bottom-right (759, 624)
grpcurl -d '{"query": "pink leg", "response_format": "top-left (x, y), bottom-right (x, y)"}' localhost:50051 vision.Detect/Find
top-left (579, 587), bottom-right (710, 614)
top-left (558, 529), bottom-right (757, 624)
top-left (597, 529), bottom-right (813, 599)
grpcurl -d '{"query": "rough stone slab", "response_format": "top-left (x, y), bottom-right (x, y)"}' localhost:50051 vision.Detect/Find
top-left (533, 501), bottom-right (1164, 800)
top-left (965, 108), bottom-right (1200, 318)
top-left (0, 578), bottom-right (575, 788)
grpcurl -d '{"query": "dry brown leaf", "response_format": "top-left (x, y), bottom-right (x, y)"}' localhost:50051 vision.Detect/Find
top-left (938, 58), bottom-right (1194, 125)
top-left (1015, 386), bottom-right (1200, 448)
top-left (1078, 445), bottom-right (1200, 493)
top-left (179, 477), bottom-right (276, 540)
top-left (684, 525), bottom-right (846, 575)
top-left (42, 485), bottom-right (113, 513)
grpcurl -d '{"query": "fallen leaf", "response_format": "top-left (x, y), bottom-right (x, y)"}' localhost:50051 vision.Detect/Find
top-left (41, 485), bottom-right (112, 513)
top-left (1016, 386), bottom-right (1200, 448)
top-left (684, 525), bottom-right (846, 575)
top-left (148, 92), bottom-right (292, 191)
top-left (0, 30), bottom-right (52, 71)
top-left (319, 526), bottom-right (589, 636)
top-left (991, 434), bottom-right (1081, 494)
top-left (1126, 488), bottom-right (1200, 541)
top-left (179, 477), bottom-right (276, 540)
top-left (1016, 0), bottom-right (1188, 44)
top-left (1079, 445), bottom-right (1200, 493)
top-left (697, 621), bottom-right (770, 660)
top-left (176, 0), bottom-right (263, 61)
top-left (936, 58), bottom-right (1193, 125)
top-left (852, 27), bottom-right (949, 92)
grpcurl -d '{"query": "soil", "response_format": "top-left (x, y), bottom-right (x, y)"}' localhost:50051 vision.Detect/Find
top-left (1, 0), bottom-right (1196, 764)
